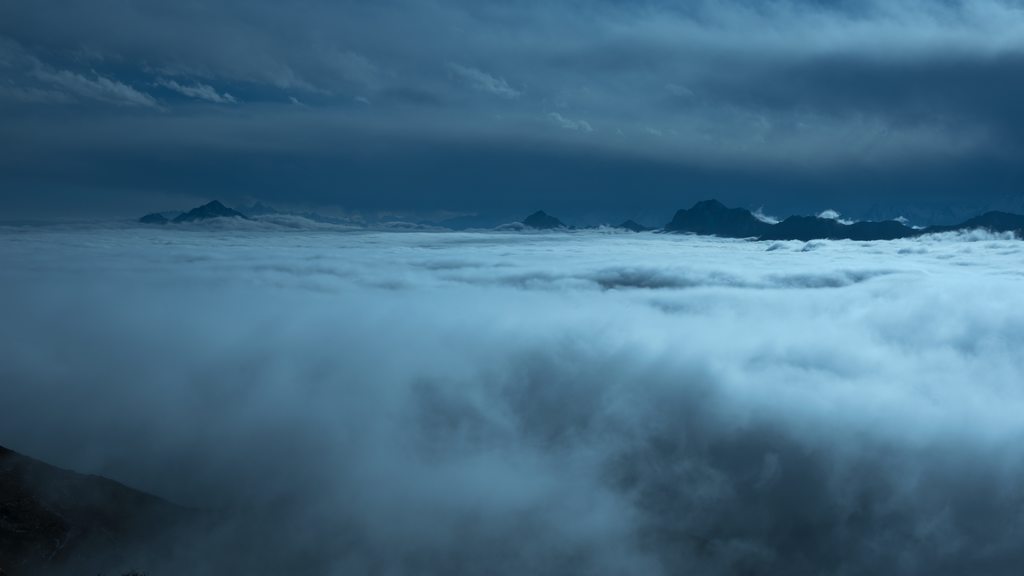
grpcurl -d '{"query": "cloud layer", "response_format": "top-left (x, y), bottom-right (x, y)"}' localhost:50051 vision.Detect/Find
top-left (2, 225), bottom-right (1024, 574)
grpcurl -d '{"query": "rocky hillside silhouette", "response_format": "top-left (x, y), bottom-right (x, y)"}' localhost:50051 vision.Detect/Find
top-left (0, 445), bottom-right (194, 575)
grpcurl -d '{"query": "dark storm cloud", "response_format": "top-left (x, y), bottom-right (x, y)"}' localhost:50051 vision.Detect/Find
top-left (2, 0), bottom-right (1024, 218)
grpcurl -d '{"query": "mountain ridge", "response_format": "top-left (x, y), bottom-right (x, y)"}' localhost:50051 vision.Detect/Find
top-left (139, 200), bottom-right (1024, 240)
top-left (662, 200), bottom-right (1024, 240)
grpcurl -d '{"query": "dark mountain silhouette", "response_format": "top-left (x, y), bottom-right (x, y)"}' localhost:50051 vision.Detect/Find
top-left (927, 211), bottom-right (1024, 236)
top-left (665, 199), bottom-right (772, 238)
top-left (760, 216), bottom-right (914, 241)
top-left (139, 201), bottom-right (246, 224)
top-left (522, 210), bottom-right (566, 229)
top-left (172, 200), bottom-right (247, 223)
top-left (138, 213), bottom-right (169, 225)
top-left (860, 202), bottom-right (963, 227)
top-left (617, 220), bottom-right (651, 232)
top-left (0, 444), bottom-right (194, 575)
top-left (134, 199), bottom-right (1024, 240)
top-left (664, 200), bottom-right (1024, 241)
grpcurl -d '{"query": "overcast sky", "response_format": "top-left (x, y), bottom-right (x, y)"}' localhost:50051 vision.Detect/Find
top-left (3, 0), bottom-right (1024, 221)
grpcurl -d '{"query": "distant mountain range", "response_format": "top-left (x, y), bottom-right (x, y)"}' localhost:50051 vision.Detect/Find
top-left (661, 199), bottom-right (1024, 240)
top-left (140, 200), bottom-right (1024, 240)
top-left (518, 199), bottom-right (1024, 239)
top-left (140, 201), bottom-right (363, 227)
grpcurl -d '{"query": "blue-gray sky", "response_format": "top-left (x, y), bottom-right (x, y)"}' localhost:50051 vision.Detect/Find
top-left (2, 0), bottom-right (1024, 222)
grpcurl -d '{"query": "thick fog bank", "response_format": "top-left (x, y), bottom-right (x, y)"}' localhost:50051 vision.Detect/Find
top-left (2, 227), bottom-right (1024, 575)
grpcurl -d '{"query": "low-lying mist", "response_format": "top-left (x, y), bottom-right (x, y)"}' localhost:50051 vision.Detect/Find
top-left (2, 225), bottom-right (1024, 575)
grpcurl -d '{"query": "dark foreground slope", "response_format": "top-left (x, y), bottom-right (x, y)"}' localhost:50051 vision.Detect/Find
top-left (0, 445), bottom-right (194, 575)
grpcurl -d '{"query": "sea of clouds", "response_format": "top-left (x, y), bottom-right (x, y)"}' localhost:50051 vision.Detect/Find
top-left (1, 224), bottom-right (1024, 575)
